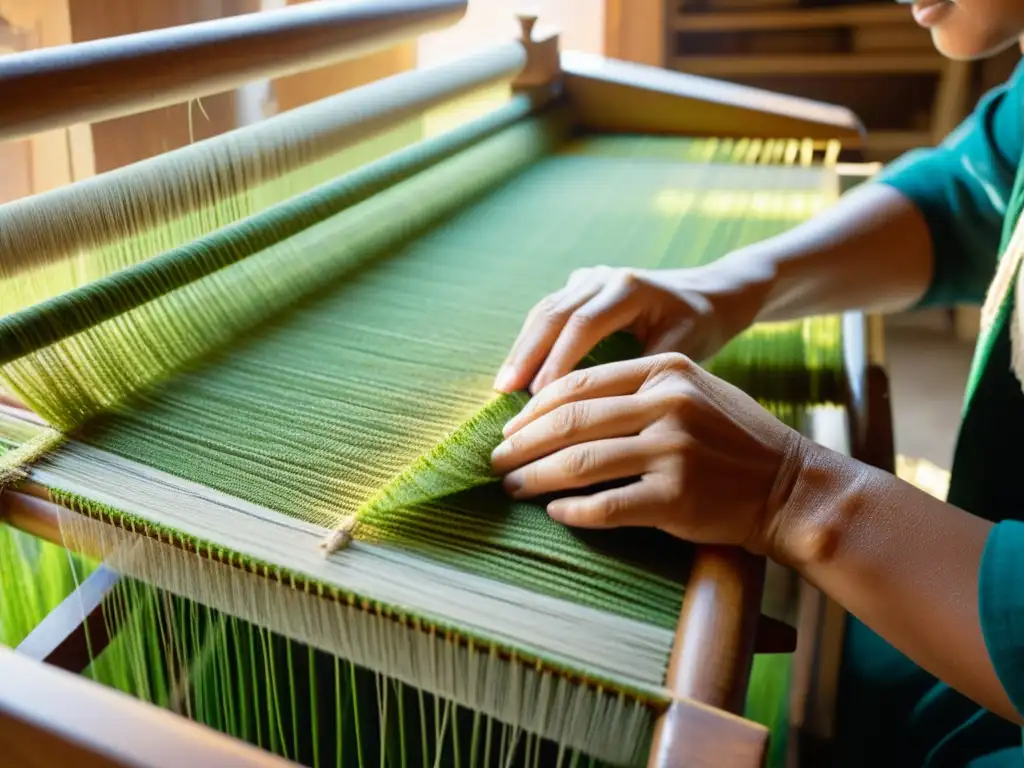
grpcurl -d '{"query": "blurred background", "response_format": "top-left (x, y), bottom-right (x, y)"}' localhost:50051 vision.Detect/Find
top-left (1, 0), bottom-right (991, 489)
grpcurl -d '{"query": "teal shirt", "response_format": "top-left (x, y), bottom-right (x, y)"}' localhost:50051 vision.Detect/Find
top-left (829, 59), bottom-right (1024, 766)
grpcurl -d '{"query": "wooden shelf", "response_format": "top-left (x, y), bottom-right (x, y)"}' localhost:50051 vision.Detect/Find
top-left (864, 130), bottom-right (932, 153)
top-left (672, 4), bottom-right (913, 32)
top-left (671, 53), bottom-right (946, 76)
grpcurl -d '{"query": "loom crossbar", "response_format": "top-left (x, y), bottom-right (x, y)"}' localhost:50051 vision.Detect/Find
top-left (0, 0), bottom-right (468, 142)
top-left (16, 563), bottom-right (120, 674)
top-left (0, 645), bottom-right (294, 768)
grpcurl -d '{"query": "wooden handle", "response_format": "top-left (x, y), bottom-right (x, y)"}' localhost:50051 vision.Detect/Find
top-left (648, 545), bottom-right (768, 768)
top-left (666, 546), bottom-right (765, 711)
top-left (0, 0), bottom-right (467, 141)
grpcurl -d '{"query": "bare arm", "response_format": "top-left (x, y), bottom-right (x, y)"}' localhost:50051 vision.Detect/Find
top-left (770, 442), bottom-right (1018, 723)
top-left (724, 182), bottom-right (936, 322)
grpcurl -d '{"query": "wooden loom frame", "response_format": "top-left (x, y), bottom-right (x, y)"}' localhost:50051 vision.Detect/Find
top-left (0, 4), bottom-right (890, 767)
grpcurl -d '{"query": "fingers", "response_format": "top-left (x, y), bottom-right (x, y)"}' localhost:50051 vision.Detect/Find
top-left (494, 277), bottom-right (602, 393)
top-left (501, 435), bottom-right (663, 499)
top-left (645, 320), bottom-right (698, 357)
top-left (528, 275), bottom-right (646, 394)
top-left (491, 394), bottom-right (663, 474)
top-left (503, 357), bottom-right (656, 437)
top-left (546, 476), bottom-right (671, 529)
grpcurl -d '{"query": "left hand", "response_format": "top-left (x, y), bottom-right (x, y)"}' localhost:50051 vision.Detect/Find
top-left (490, 352), bottom-right (808, 553)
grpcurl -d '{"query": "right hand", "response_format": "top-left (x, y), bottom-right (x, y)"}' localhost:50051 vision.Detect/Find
top-left (494, 262), bottom-right (772, 394)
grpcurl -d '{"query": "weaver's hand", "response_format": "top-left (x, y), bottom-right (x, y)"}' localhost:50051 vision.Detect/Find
top-left (493, 264), bottom-right (770, 395)
top-left (490, 353), bottom-right (807, 552)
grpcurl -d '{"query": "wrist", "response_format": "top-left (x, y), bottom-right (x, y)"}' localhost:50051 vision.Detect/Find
top-left (758, 437), bottom-right (863, 568)
top-left (711, 248), bottom-right (780, 324)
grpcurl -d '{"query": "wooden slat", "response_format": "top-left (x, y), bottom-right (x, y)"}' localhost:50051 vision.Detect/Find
top-left (672, 4), bottom-right (913, 32)
top-left (0, 0), bottom-right (468, 141)
top-left (671, 53), bottom-right (946, 76)
top-left (0, 646), bottom-right (293, 767)
top-left (17, 563), bottom-right (120, 673)
top-left (562, 51), bottom-right (865, 145)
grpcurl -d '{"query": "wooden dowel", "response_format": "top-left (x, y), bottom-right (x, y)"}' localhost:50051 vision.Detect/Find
top-left (0, 486), bottom-right (63, 546)
top-left (2, 41), bottom-right (527, 278)
top-left (0, 646), bottom-right (293, 767)
top-left (668, 547), bottom-right (766, 711)
top-left (0, 0), bottom-right (467, 142)
top-left (648, 546), bottom-right (767, 768)
top-left (17, 563), bottom-right (121, 674)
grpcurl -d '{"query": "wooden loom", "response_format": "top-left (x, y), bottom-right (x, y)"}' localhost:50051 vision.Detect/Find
top-left (0, 2), bottom-right (894, 766)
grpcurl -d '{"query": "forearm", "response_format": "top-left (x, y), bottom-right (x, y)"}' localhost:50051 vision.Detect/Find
top-left (721, 183), bottom-right (935, 322)
top-left (769, 442), bottom-right (1019, 722)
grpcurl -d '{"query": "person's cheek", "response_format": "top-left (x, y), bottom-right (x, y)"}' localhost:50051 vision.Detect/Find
top-left (930, 0), bottom-right (1023, 59)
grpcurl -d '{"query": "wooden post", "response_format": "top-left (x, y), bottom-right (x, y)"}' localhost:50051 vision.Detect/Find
top-left (648, 547), bottom-right (770, 768)
top-left (604, 0), bottom-right (666, 67)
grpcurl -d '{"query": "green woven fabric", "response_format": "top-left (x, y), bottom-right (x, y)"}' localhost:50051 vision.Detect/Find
top-left (0, 116), bottom-right (841, 634)
top-left (0, 109), bottom-right (842, 767)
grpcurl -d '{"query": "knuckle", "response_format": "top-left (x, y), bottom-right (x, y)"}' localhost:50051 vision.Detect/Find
top-left (504, 431), bottom-right (525, 456)
top-left (660, 390), bottom-right (698, 416)
top-left (594, 492), bottom-right (627, 525)
top-left (552, 404), bottom-right (585, 439)
top-left (562, 370), bottom-right (591, 396)
top-left (660, 352), bottom-right (695, 373)
top-left (535, 294), bottom-right (570, 322)
top-left (561, 448), bottom-right (593, 477)
top-left (668, 433), bottom-right (697, 458)
top-left (566, 308), bottom-right (599, 330)
top-left (570, 267), bottom-right (593, 281)
top-left (614, 268), bottom-right (640, 288)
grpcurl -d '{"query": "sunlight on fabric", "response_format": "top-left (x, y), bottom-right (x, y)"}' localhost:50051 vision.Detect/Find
top-left (654, 189), bottom-right (830, 220)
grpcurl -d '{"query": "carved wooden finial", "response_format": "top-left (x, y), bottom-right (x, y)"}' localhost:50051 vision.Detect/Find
top-left (511, 12), bottom-right (561, 92)
top-left (517, 13), bottom-right (538, 42)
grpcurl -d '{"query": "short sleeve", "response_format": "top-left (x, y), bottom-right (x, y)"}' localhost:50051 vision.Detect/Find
top-left (875, 60), bottom-right (1024, 308)
top-left (979, 519), bottom-right (1024, 717)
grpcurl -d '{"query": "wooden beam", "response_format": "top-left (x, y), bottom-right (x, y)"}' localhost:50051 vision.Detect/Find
top-left (17, 563), bottom-right (120, 673)
top-left (0, 0), bottom-right (468, 141)
top-left (671, 4), bottom-right (915, 32)
top-left (604, 0), bottom-right (665, 66)
top-left (671, 52), bottom-right (946, 77)
top-left (562, 51), bottom-right (864, 144)
top-left (0, 487), bottom-right (64, 547)
top-left (0, 646), bottom-right (293, 767)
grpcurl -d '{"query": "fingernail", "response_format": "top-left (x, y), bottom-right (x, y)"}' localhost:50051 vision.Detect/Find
top-left (490, 440), bottom-right (509, 462)
top-left (502, 473), bottom-right (524, 498)
top-left (502, 416), bottom-right (522, 437)
top-left (493, 365), bottom-right (517, 392)
top-left (546, 500), bottom-right (568, 523)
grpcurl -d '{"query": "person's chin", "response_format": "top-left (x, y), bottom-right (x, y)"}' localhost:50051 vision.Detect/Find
top-left (930, 26), bottom-right (1020, 60)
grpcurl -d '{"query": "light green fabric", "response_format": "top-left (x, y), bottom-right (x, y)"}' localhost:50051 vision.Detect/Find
top-left (0, 108), bottom-right (845, 766)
